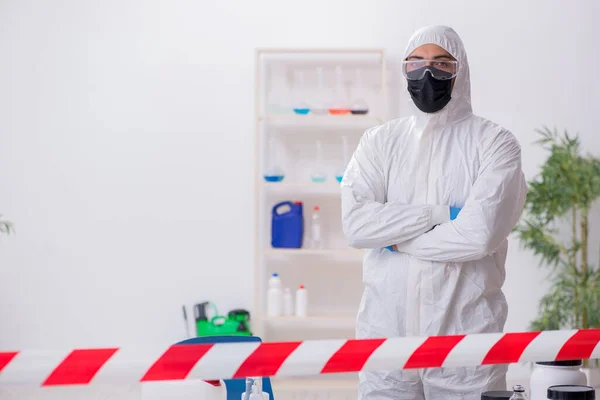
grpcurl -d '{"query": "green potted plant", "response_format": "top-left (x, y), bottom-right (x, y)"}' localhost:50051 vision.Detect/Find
top-left (0, 215), bottom-right (12, 236)
top-left (515, 127), bottom-right (600, 384)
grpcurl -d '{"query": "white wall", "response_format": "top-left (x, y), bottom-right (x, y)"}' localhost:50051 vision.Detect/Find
top-left (0, 0), bottom-right (599, 391)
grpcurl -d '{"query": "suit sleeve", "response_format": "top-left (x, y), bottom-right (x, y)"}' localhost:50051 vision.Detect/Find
top-left (341, 127), bottom-right (450, 249)
top-left (395, 130), bottom-right (527, 262)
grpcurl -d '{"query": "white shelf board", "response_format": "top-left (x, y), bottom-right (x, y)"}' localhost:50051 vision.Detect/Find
top-left (262, 314), bottom-right (356, 328)
top-left (261, 181), bottom-right (343, 195)
top-left (259, 114), bottom-right (383, 127)
top-left (257, 48), bottom-right (384, 54)
top-left (261, 248), bottom-right (365, 259)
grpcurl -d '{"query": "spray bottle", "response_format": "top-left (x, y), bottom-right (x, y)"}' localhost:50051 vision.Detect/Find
top-left (242, 377), bottom-right (269, 400)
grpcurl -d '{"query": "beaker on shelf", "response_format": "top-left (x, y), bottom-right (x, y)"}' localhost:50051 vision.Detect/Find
top-left (266, 65), bottom-right (292, 115)
top-left (335, 135), bottom-right (350, 183)
top-left (292, 70), bottom-right (311, 115)
top-left (263, 137), bottom-right (285, 182)
top-left (311, 67), bottom-right (329, 116)
top-left (350, 68), bottom-right (370, 115)
top-left (328, 66), bottom-right (350, 116)
top-left (264, 170), bottom-right (284, 182)
top-left (310, 140), bottom-right (327, 183)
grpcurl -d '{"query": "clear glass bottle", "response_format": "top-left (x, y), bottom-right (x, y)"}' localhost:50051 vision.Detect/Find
top-left (292, 70), bottom-right (310, 115)
top-left (335, 135), bottom-right (349, 183)
top-left (310, 205), bottom-right (322, 249)
top-left (509, 385), bottom-right (528, 400)
top-left (328, 66), bottom-right (350, 115)
top-left (310, 140), bottom-right (327, 183)
top-left (350, 68), bottom-right (369, 115)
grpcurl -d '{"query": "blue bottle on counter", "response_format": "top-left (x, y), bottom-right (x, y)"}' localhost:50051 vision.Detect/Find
top-left (271, 201), bottom-right (304, 248)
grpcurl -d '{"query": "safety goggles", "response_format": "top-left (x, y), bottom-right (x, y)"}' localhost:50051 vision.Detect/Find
top-left (401, 60), bottom-right (458, 81)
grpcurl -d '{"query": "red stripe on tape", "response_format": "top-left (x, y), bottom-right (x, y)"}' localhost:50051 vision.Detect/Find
top-left (321, 339), bottom-right (385, 374)
top-left (233, 342), bottom-right (302, 378)
top-left (404, 335), bottom-right (465, 369)
top-left (557, 329), bottom-right (600, 361)
top-left (142, 344), bottom-right (213, 381)
top-left (482, 332), bottom-right (541, 365)
top-left (43, 349), bottom-right (118, 386)
top-left (0, 352), bottom-right (18, 373)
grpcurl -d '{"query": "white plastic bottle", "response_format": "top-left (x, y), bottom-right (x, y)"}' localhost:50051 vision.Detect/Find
top-left (295, 285), bottom-right (307, 317)
top-left (267, 273), bottom-right (283, 317)
top-left (310, 205), bottom-right (322, 249)
top-left (283, 288), bottom-right (293, 316)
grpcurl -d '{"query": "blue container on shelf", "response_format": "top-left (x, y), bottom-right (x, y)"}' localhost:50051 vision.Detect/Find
top-left (271, 201), bottom-right (304, 248)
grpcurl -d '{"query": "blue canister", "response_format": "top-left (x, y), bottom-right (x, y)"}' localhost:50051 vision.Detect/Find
top-left (271, 201), bottom-right (304, 248)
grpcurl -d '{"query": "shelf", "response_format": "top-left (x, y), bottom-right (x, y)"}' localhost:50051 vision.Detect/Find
top-left (257, 48), bottom-right (384, 54)
top-left (255, 48), bottom-right (387, 341)
top-left (258, 114), bottom-right (383, 127)
top-left (261, 181), bottom-right (343, 196)
top-left (261, 248), bottom-right (365, 260)
top-left (262, 314), bottom-right (356, 328)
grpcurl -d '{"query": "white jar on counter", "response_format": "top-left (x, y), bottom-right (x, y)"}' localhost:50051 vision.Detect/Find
top-left (530, 360), bottom-right (587, 400)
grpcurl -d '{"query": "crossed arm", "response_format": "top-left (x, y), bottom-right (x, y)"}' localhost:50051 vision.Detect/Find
top-left (341, 128), bottom-right (452, 249)
top-left (341, 129), bottom-right (527, 263)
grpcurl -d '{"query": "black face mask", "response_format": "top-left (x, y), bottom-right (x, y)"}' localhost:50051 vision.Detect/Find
top-left (407, 68), bottom-right (453, 113)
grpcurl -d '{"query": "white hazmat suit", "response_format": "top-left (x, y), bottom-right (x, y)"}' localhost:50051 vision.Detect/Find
top-left (341, 26), bottom-right (527, 400)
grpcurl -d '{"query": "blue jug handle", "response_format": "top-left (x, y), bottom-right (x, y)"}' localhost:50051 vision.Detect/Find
top-left (272, 201), bottom-right (294, 216)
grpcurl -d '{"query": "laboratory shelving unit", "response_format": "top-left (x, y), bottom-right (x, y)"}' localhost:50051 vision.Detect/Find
top-left (253, 48), bottom-right (387, 397)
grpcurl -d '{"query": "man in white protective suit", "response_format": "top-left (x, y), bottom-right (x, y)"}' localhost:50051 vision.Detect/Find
top-left (341, 25), bottom-right (527, 400)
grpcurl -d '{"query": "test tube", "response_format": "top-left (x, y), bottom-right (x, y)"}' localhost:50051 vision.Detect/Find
top-left (263, 136), bottom-right (285, 182)
top-left (335, 135), bottom-right (349, 183)
top-left (310, 140), bottom-right (327, 183)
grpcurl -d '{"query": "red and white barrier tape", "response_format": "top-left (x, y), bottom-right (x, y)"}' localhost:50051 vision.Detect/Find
top-left (1, 329), bottom-right (600, 387)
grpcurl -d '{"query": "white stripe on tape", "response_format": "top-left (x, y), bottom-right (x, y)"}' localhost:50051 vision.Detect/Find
top-left (187, 342), bottom-right (260, 380)
top-left (443, 333), bottom-right (505, 368)
top-left (518, 330), bottom-right (578, 363)
top-left (0, 350), bottom-right (71, 385)
top-left (92, 346), bottom-right (170, 384)
top-left (276, 340), bottom-right (347, 377)
top-left (590, 338), bottom-right (600, 360)
top-left (362, 336), bottom-right (427, 371)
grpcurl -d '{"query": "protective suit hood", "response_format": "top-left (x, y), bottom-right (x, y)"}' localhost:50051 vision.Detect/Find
top-left (404, 25), bottom-right (473, 126)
